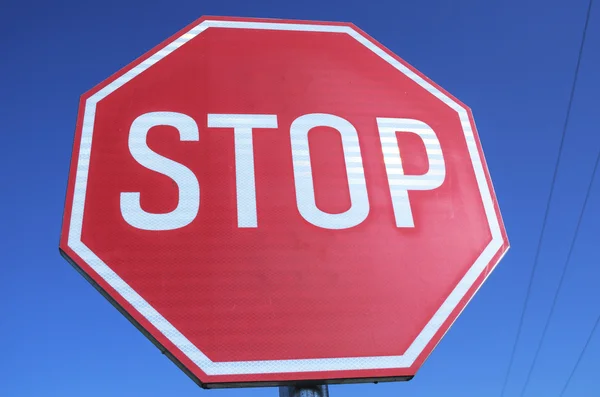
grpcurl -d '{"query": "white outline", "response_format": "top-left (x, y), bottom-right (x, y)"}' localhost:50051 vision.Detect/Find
top-left (67, 19), bottom-right (506, 376)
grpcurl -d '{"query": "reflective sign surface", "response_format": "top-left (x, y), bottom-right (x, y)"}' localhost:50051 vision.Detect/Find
top-left (60, 17), bottom-right (509, 387)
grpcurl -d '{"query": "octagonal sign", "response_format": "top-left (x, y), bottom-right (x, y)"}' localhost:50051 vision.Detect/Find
top-left (59, 16), bottom-right (509, 387)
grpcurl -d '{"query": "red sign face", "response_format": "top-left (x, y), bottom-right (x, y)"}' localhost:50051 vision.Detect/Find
top-left (60, 16), bottom-right (509, 387)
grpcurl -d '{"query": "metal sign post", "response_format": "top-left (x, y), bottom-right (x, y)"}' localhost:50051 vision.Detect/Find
top-left (279, 385), bottom-right (329, 397)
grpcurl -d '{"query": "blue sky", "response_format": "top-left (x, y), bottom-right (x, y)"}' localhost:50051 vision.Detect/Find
top-left (1, 0), bottom-right (599, 396)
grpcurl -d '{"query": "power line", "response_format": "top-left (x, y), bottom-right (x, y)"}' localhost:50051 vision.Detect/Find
top-left (499, 1), bottom-right (595, 395)
top-left (519, 150), bottom-right (599, 396)
top-left (559, 315), bottom-right (600, 396)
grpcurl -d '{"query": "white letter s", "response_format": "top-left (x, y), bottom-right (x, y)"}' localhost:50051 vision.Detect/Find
top-left (120, 112), bottom-right (199, 231)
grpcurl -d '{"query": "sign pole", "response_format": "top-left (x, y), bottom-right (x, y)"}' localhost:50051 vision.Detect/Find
top-left (279, 385), bottom-right (329, 397)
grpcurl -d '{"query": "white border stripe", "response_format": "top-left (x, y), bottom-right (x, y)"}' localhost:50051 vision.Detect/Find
top-left (68, 19), bottom-right (506, 375)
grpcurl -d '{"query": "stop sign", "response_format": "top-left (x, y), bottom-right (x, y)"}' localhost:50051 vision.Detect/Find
top-left (60, 16), bottom-right (509, 387)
